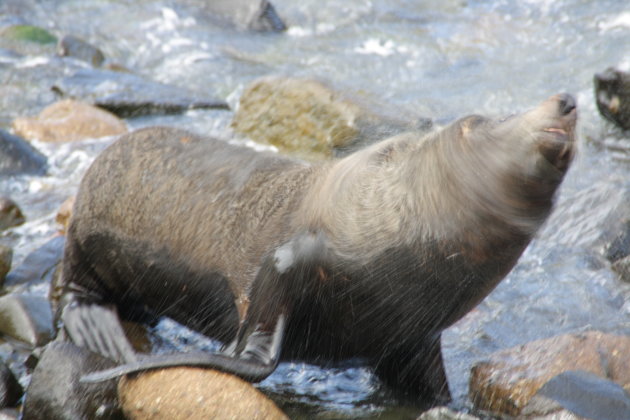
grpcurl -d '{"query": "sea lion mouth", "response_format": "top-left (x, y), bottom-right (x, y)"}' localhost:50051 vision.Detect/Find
top-left (543, 127), bottom-right (568, 136)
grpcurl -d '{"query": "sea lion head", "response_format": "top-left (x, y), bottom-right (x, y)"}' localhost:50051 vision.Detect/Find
top-left (463, 93), bottom-right (577, 177)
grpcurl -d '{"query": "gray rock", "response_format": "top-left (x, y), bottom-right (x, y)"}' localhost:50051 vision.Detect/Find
top-left (0, 130), bottom-right (47, 176)
top-left (0, 361), bottom-right (22, 409)
top-left (0, 293), bottom-right (53, 346)
top-left (4, 236), bottom-right (64, 291)
top-left (53, 68), bottom-right (228, 117)
top-left (22, 341), bottom-right (124, 420)
top-left (186, 0), bottom-right (286, 31)
top-left (57, 34), bottom-right (105, 67)
top-left (536, 370), bottom-right (630, 420)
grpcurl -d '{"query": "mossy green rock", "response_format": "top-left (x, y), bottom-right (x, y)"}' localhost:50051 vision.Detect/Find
top-left (1, 25), bottom-right (57, 44)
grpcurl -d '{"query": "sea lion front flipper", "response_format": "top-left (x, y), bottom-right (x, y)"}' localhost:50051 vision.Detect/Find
top-left (61, 301), bottom-right (137, 364)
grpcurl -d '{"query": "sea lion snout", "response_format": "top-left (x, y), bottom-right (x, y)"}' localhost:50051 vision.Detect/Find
top-left (557, 93), bottom-right (576, 116)
top-left (535, 93), bottom-right (577, 171)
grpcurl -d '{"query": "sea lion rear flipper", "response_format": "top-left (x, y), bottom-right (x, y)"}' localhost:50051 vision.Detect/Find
top-left (80, 313), bottom-right (286, 383)
top-left (61, 301), bottom-right (137, 364)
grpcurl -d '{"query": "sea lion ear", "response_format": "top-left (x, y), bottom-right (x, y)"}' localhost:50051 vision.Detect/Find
top-left (459, 115), bottom-right (487, 140)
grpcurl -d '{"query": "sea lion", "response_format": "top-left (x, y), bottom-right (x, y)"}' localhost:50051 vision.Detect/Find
top-left (57, 93), bottom-right (577, 403)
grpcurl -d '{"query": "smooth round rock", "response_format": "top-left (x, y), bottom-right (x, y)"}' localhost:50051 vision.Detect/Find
top-left (12, 99), bottom-right (128, 142)
top-left (118, 367), bottom-right (288, 420)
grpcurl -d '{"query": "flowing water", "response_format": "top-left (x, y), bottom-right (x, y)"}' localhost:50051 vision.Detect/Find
top-left (1, 0), bottom-right (630, 418)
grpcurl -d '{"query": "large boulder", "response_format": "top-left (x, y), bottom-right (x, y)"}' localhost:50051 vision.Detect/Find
top-left (469, 331), bottom-right (630, 417)
top-left (118, 367), bottom-right (288, 420)
top-left (231, 76), bottom-right (429, 160)
top-left (52, 68), bottom-right (229, 117)
top-left (594, 67), bottom-right (630, 130)
top-left (12, 99), bottom-right (128, 142)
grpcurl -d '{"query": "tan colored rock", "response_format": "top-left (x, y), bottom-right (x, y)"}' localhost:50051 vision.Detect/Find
top-left (118, 367), bottom-right (288, 420)
top-left (469, 331), bottom-right (630, 416)
top-left (12, 99), bottom-right (127, 142)
top-left (55, 196), bottom-right (75, 234)
top-left (231, 76), bottom-right (426, 160)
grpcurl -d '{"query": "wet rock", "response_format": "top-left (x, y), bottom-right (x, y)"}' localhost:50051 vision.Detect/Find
top-left (52, 68), bottom-right (229, 117)
top-left (594, 67), bottom-right (630, 130)
top-left (0, 246), bottom-right (12, 287)
top-left (118, 367), bottom-right (288, 420)
top-left (0, 198), bottom-right (24, 232)
top-left (606, 219), bottom-right (630, 282)
top-left (55, 196), bottom-right (75, 234)
top-left (192, 0), bottom-right (286, 31)
top-left (612, 256), bottom-right (630, 283)
top-left (417, 406), bottom-right (479, 420)
top-left (4, 235), bottom-right (65, 291)
top-left (0, 293), bottom-right (53, 346)
top-left (531, 370), bottom-right (630, 420)
top-left (0, 130), bottom-right (47, 176)
top-left (12, 99), bottom-right (128, 142)
top-left (469, 331), bottom-right (630, 417)
top-left (23, 341), bottom-right (124, 420)
top-left (0, 361), bottom-right (22, 409)
top-left (57, 34), bottom-right (105, 67)
top-left (232, 76), bottom-right (429, 160)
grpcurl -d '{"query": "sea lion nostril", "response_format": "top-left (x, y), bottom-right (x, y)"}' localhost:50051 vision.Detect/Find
top-left (558, 93), bottom-right (576, 115)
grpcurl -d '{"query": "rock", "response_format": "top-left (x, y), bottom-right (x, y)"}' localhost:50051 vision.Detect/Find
top-left (612, 256), bottom-right (630, 283)
top-left (606, 219), bottom-right (630, 262)
top-left (57, 34), bottom-right (105, 67)
top-left (0, 293), bottom-right (53, 346)
top-left (4, 235), bottom-right (65, 291)
top-left (532, 370), bottom-right (630, 420)
top-left (52, 68), bottom-right (229, 117)
top-left (417, 406), bottom-right (479, 420)
top-left (0, 246), bottom-right (12, 287)
top-left (0, 24), bottom-right (56, 45)
top-left (231, 76), bottom-right (430, 160)
top-left (606, 219), bottom-right (630, 282)
top-left (594, 67), bottom-right (630, 130)
top-left (0, 198), bottom-right (24, 232)
top-left (12, 99), bottom-right (128, 142)
top-left (195, 0), bottom-right (286, 31)
top-left (0, 130), bottom-right (47, 176)
top-left (55, 196), bottom-right (75, 234)
top-left (22, 341), bottom-right (124, 420)
top-left (118, 367), bottom-right (288, 420)
top-left (0, 361), bottom-right (22, 409)
top-left (469, 331), bottom-right (630, 417)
